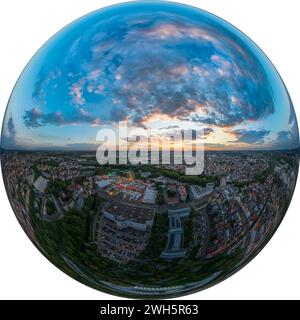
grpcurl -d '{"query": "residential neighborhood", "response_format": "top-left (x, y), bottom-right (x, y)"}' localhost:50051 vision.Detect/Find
top-left (1, 149), bottom-right (298, 297)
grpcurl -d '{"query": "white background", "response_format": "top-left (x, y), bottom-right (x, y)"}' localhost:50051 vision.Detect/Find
top-left (0, 0), bottom-right (299, 300)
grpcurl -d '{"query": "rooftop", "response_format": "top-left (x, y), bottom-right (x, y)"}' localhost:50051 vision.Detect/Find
top-left (33, 176), bottom-right (49, 194)
top-left (104, 203), bottom-right (155, 224)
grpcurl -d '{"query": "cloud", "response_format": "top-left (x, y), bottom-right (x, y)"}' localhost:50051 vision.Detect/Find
top-left (32, 68), bottom-right (62, 105)
top-left (70, 81), bottom-right (85, 106)
top-left (165, 128), bottom-right (209, 142)
top-left (272, 129), bottom-right (299, 149)
top-left (65, 143), bottom-right (97, 151)
top-left (159, 125), bottom-right (180, 130)
top-left (18, 8), bottom-right (284, 151)
top-left (23, 107), bottom-right (100, 128)
top-left (115, 32), bottom-right (271, 127)
top-left (268, 100), bottom-right (299, 149)
top-left (271, 102), bottom-right (299, 149)
top-left (203, 127), bottom-right (214, 136)
top-left (54, 13), bottom-right (275, 129)
top-left (1, 113), bottom-right (17, 148)
top-left (204, 143), bottom-right (227, 149)
top-left (228, 129), bottom-right (270, 144)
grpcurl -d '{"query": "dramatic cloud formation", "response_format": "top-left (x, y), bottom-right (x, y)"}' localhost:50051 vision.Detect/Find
top-left (270, 102), bottom-right (299, 149)
top-left (228, 129), bottom-right (270, 144)
top-left (272, 129), bottom-right (299, 149)
top-left (101, 18), bottom-right (271, 127)
top-left (2, 2), bottom-right (298, 150)
top-left (25, 12), bottom-right (275, 129)
top-left (23, 107), bottom-right (100, 127)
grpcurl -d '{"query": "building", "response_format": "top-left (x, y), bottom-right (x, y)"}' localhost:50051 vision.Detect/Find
top-left (168, 207), bottom-right (191, 218)
top-left (140, 171), bottom-right (151, 179)
top-left (206, 182), bottom-right (215, 190)
top-left (142, 186), bottom-right (157, 204)
top-left (102, 203), bottom-right (154, 231)
top-left (220, 176), bottom-right (227, 188)
top-left (73, 185), bottom-right (84, 209)
top-left (160, 207), bottom-right (191, 259)
top-left (97, 203), bottom-right (155, 264)
top-left (178, 185), bottom-right (187, 202)
top-left (33, 176), bottom-right (49, 194)
top-left (188, 184), bottom-right (213, 201)
top-left (166, 184), bottom-right (179, 205)
top-left (83, 177), bottom-right (93, 196)
top-left (26, 172), bottom-right (34, 185)
top-left (127, 170), bottom-right (135, 181)
top-left (95, 178), bottom-right (111, 189)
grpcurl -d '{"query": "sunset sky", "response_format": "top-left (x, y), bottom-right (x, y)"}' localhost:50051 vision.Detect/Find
top-left (1, 1), bottom-right (299, 151)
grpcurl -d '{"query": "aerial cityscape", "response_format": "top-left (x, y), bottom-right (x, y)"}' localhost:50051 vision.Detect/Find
top-left (1, 2), bottom-right (299, 298)
top-left (1, 149), bottom-right (298, 297)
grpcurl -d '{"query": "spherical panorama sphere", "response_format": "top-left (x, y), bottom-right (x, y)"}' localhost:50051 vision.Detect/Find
top-left (1, 1), bottom-right (299, 299)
